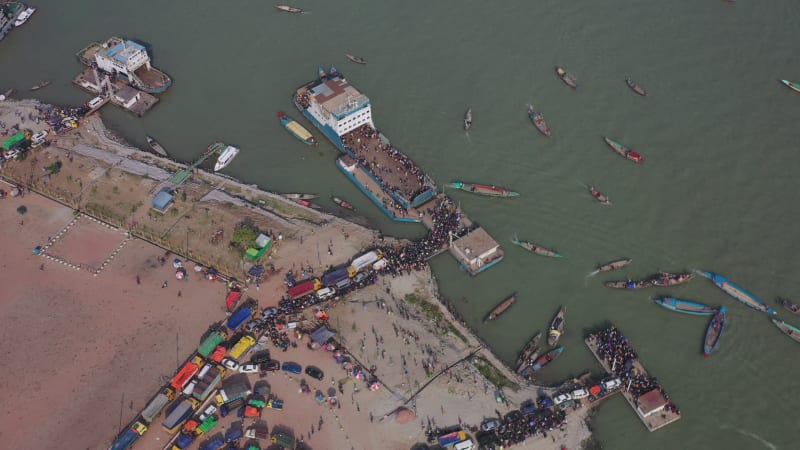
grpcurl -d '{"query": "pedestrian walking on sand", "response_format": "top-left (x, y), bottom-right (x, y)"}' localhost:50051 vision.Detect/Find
top-left (178, 290), bottom-right (182, 297)
top-left (136, 275), bottom-right (140, 284)
top-left (162, 281), bottom-right (168, 288)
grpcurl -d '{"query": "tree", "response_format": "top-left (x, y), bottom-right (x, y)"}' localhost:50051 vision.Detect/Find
top-left (17, 205), bottom-right (27, 215)
top-left (231, 221), bottom-right (259, 252)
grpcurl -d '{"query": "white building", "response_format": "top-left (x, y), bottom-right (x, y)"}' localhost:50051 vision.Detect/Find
top-left (307, 76), bottom-right (373, 137)
top-left (94, 38), bottom-right (151, 80)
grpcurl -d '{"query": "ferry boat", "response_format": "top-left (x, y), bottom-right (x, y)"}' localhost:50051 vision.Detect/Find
top-left (278, 111), bottom-right (317, 146)
top-left (13, 6), bottom-right (35, 27)
top-left (212, 143), bottom-right (240, 172)
top-left (77, 37), bottom-right (172, 94)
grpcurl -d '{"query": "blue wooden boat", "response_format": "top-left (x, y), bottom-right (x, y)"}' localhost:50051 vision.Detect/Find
top-left (703, 306), bottom-right (726, 357)
top-left (654, 297), bottom-right (717, 316)
top-left (531, 347), bottom-right (563, 371)
top-left (700, 271), bottom-right (776, 315)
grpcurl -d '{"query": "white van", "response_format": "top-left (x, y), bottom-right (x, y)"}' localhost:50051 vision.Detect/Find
top-left (316, 287), bottom-right (335, 300)
top-left (31, 130), bottom-right (48, 143)
top-left (454, 439), bottom-right (474, 450)
top-left (87, 96), bottom-right (104, 109)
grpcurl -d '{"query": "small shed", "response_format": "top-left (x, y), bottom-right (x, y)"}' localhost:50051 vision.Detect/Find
top-left (152, 190), bottom-right (174, 212)
top-left (255, 233), bottom-right (272, 249)
top-left (114, 86), bottom-right (141, 109)
top-left (310, 326), bottom-right (336, 345)
top-left (637, 389), bottom-right (668, 417)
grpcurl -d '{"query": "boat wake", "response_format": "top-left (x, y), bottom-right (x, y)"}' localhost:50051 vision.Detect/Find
top-left (734, 429), bottom-right (777, 450)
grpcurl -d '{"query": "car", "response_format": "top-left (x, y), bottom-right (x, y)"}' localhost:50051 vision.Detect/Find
top-left (315, 287), bottom-right (335, 300)
top-left (260, 307), bottom-right (278, 319)
top-left (553, 393), bottom-right (572, 405)
top-left (353, 272), bottom-right (369, 284)
top-left (503, 410), bottom-right (522, 423)
top-left (602, 378), bottom-right (622, 391)
top-left (520, 402), bottom-right (538, 415)
top-left (304, 365), bottom-right (324, 380)
top-left (250, 350), bottom-right (271, 365)
top-left (335, 278), bottom-right (352, 290)
top-left (559, 399), bottom-right (576, 410)
top-left (245, 319), bottom-right (265, 333)
top-left (480, 418), bottom-right (501, 432)
top-left (239, 364), bottom-right (259, 374)
top-left (260, 360), bottom-right (280, 372)
top-left (31, 130), bottom-right (48, 142)
top-left (199, 405), bottom-right (217, 421)
top-left (571, 388), bottom-right (590, 399)
top-left (281, 362), bottom-right (302, 375)
top-left (182, 379), bottom-right (198, 396)
top-left (222, 358), bottom-right (240, 371)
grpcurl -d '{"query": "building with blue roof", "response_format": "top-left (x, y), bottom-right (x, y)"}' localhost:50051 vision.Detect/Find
top-left (151, 190), bottom-right (174, 213)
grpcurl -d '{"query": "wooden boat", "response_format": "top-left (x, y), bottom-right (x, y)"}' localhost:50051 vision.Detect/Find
top-left (625, 77), bottom-right (647, 96)
top-left (605, 272), bottom-right (692, 290)
top-left (29, 80), bottom-right (50, 91)
top-left (332, 196), bottom-right (355, 211)
top-left (294, 199), bottom-right (321, 209)
top-left (777, 297), bottom-right (800, 314)
top-left (514, 332), bottom-right (542, 374)
top-left (511, 238), bottom-right (561, 258)
top-left (780, 79), bottom-right (800, 93)
top-left (448, 181), bottom-right (519, 197)
top-left (589, 258), bottom-right (631, 276)
top-left (603, 137), bottom-right (644, 164)
top-left (771, 319), bottom-right (800, 344)
top-left (527, 105), bottom-right (552, 137)
top-left (484, 293), bottom-right (517, 323)
top-left (278, 111), bottom-right (318, 146)
top-left (700, 271), bottom-right (776, 315)
top-left (654, 297), bottom-right (717, 316)
top-left (555, 67), bottom-right (577, 89)
top-left (146, 135), bottom-right (168, 157)
top-left (547, 306), bottom-right (566, 347)
top-left (464, 108), bottom-right (473, 131)
top-left (703, 306), bottom-right (727, 357)
top-left (345, 54), bottom-right (366, 65)
top-left (275, 4), bottom-right (303, 13)
top-left (531, 347), bottom-right (563, 371)
top-left (589, 186), bottom-right (610, 205)
top-left (284, 193), bottom-right (318, 201)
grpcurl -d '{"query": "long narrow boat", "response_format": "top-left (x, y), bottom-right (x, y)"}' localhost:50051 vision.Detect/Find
top-left (515, 332), bottom-right (542, 374)
top-left (547, 306), bottom-right (566, 347)
top-left (448, 181), bottom-right (519, 197)
top-left (625, 77), bottom-right (647, 96)
top-left (527, 105), bottom-right (552, 137)
top-left (603, 137), bottom-right (644, 163)
top-left (654, 297), bottom-right (717, 316)
top-left (464, 108), bottom-right (473, 131)
top-left (605, 272), bottom-right (693, 290)
top-left (589, 186), bottom-right (610, 205)
top-left (484, 293), bottom-right (517, 323)
top-left (777, 297), bottom-right (800, 314)
top-left (511, 238), bottom-right (561, 258)
top-left (589, 258), bottom-right (632, 276)
top-left (555, 67), bottom-right (577, 89)
top-left (531, 347), bottom-right (564, 371)
top-left (700, 271), bottom-right (776, 315)
top-left (29, 80), bottom-right (50, 91)
top-left (332, 196), bottom-right (355, 211)
top-left (771, 319), bottom-right (800, 343)
top-left (779, 79), bottom-right (800, 93)
top-left (275, 4), bottom-right (303, 13)
top-left (146, 135), bottom-right (168, 157)
top-left (345, 54), bottom-right (366, 65)
top-left (283, 193), bottom-right (318, 200)
top-left (278, 111), bottom-right (318, 146)
top-left (703, 306), bottom-right (727, 357)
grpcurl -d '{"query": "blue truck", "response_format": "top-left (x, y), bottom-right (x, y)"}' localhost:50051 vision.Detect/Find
top-left (322, 266), bottom-right (350, 287)
top-left (227, 306), bottom-right (254, 332)
top-left (109, 421), bottom-right (147, 450)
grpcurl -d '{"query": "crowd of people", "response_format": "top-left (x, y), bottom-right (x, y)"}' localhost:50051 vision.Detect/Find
top-left (495, 408), bottom-right (567, 447)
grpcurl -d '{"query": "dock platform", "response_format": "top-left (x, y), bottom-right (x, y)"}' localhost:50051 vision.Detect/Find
top-left (73, 68), bottom-right (158, 117)
top-left (585, 328), bottom-right (681, 431)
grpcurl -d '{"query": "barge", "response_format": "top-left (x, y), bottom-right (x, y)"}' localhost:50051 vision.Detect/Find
top-left (77, 37), bottom-right (172, 94)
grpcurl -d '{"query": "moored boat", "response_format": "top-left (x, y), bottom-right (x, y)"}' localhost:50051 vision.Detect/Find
top-left (213, 143), bottom-right (240, 172)
top-left (700, 271), bottom-right (776, 315)
top-left (515, 332), bottom-right (542, 374)
top-left (606, 272), bottom-right (693, 290)
top-left (531, 347), bottom-right (564, 371)
top-left (278, 111), bottom-right (318, 146)
top-left (547, 306), bottom-right (566, 347)
top-left (589, 186), bottom-right (610, 205)
top-left (275, 4), bottom-right (303, 13)
top-left (29, 80), bottom-right (50, 91)
top-left (345, 54), bottom-right (366, 65)
top-left (464, 108), bottom-right (472, 131)
top-left (555, 66), bottom-right (577, 89)
top-left (283, 193), bottom-right (318, 200)
top-left (294, 199), bottom-right (321, 209)
top-left (655, 297), bottom-right (717, 316)
top-left (779, 79), bottom-right (800, 93)
top-left (511, 238), bottom-right (561, 258)
top-left (771, 319), bottom-right (800, 344)
top-left (703, 306), bottom-right (726, 357)
top-left (13, 6), bottom-right (35, 27)
top-left (146, 135), bottom-right (168, 157)
top-left (777, 297), bottom-right (800, 314)
top-left (589, 258), bottom-right (632, 276)
top-left (448, 181), bottom-right (519, 197)
top-left (484, 293), bottom-right (517, 323)
top-left (603, 137), bottom-right (644, 163)
top-left (625, 77), bottom-right (647, 96)
top-left (332, 196), bottom-right (355, 211)
top-left (527, 105), bottom-right (552, 137)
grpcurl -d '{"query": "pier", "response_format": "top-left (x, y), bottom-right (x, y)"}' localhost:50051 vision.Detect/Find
top-left (585, 328), bottom-right (681, 431)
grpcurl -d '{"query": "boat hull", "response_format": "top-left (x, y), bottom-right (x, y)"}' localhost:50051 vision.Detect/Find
top-left (700, 272), bottom-right (776, 315)
top-left (771, 319), bottom-right (800, 343)
top-left (780, 79), bottom-right (800, 93)
top-left (555, 67), bottom-right (577, 89)
top-left (449, 182), bottom-right (519, 197)
top-left (603, 137), bottom-right (644, 163)
top-left (279, 112), bottom-right (317, 146)
top-left (484, 294), bottom-right (517, 323)
top-left (655, 297), bottom-right (717, 316)
top-left (527, 106), bottom-right (552, 137)
top-left (625, 78), bottom-right (647, 96)
top-left (547, 306), bottom-right (566, 347)
top-left (703, 306), bottom-right (726, 357)
top-left (531, 347), bottom-right (563, 371)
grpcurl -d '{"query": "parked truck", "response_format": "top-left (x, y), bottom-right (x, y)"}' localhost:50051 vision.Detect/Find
top-left (219, 398), bottom-right (245, 417)
top-left (322, 266), bottom-right (350, 287)
top-left (287, 279), bottom-right (320, 300)
top-left (215, 381), bottom-right (251, 406)
top-left (227, 301), bottom-right (257, 332)
top-left (109, 421), bottom-right (147, 450)
top-left (192, 365), bottom-right (224, 401)
top-left (141, 387), bottom-right (176, 423)
top-left (348, 250), bottom-right (381, 276)
top-left (197, 330), bottom-right (225, 357)
top-left (170, 356), bottom-right (205, 392)
top-left (162, 398), bottom-right (196, 434)
top-left (227, 334), bottom-right (256, 360)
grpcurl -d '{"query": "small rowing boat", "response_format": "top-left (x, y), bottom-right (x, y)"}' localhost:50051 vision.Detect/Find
top-left (283, 193), bottom-right (318, 200)
top-left (146, 135), bottom-right (168, 157)
top-left (703, 306), bottom-right (726, 357)
top-left (527, 105), bottom-right (552, 137)
top-left (332, 196), bottom-right (355, 211)
top-left (278, 111), bottom-right (318, 146)
top-left (589, 258), bottom-right (631, 276)
top-left (531, 347), bottom-right (563, 372)
top-left (213, 143), bottom-right (240, 172)
top-left (771, 319), bottom-right (800, 344)
top-left (464, 108), bottom-right (472, 131)
top-left (700, 271), bottom-right (776, 315)
top-left (275, 4), bottom-right (303, 13)
top-left (511, 238), bottom-right (561, 258)
top-left (448, 181), bottom-right (519, 197)
top-left (515, 332), bottom-right (542, 374)
top-left (589, 186), bottom-right (610, 205)
top-left (547, 306), bottom-right (566, 347)
top-left (625, 77), bottom-right (647, 96)
top-left (603, 137), bottom-right (644, 163)
top-left (654, 297), bottom-right (717, 316)
top-left (555, 66), bottom-right (577, 89)
top-left (29, 80), bottom-right (50, 91)
top-left (345, 54), bottom-right (366, 65)
top-left (779, 79), bottom-right (800, 93)
top-left (777, 297), bottom-right (800, 314)
top-left (484, 293), bottom-right (517, 323)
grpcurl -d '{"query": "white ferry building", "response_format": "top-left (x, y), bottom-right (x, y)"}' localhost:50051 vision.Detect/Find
top-left (302, 75), bottom-right (373, 150)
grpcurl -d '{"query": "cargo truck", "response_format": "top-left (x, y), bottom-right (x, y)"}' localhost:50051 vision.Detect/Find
top-left (215, 381), bottom-right (251, 406)
top-left (287, 279), bottom-right (320, 300)
top-left (109, 421), bottom-right (147, 450)
top-left (438, 431), bottom-right (467, 447)
top-left (163, 398), bottom-right (195, 434)
top-left (192, 365), bottom-right (224, 401)
top-left (322, 266), bottom-right (350, 287)
top-left (170, 356), bottom-right (205, 391)
top-left (228, 334), bottom-right (256, 360)
top-left (141, 387), bottom-right (176, 423)
top-left (219, 398), bottom-right (245, 417)
top-left (198, 331), bottom-right (225, 357)
top-left (227, 302), bottom-right (257, 332)
top-left (194, 415), bottom-right (219, 435)
top-left (348, 251), bottom-right (381, 276)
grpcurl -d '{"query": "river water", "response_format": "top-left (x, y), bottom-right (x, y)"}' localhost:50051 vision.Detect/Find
top-left (2, 1), bottom-right (799, 448)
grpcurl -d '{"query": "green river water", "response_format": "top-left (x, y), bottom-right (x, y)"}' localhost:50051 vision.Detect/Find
top-left (2, 1), bottom-right (799, 448)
